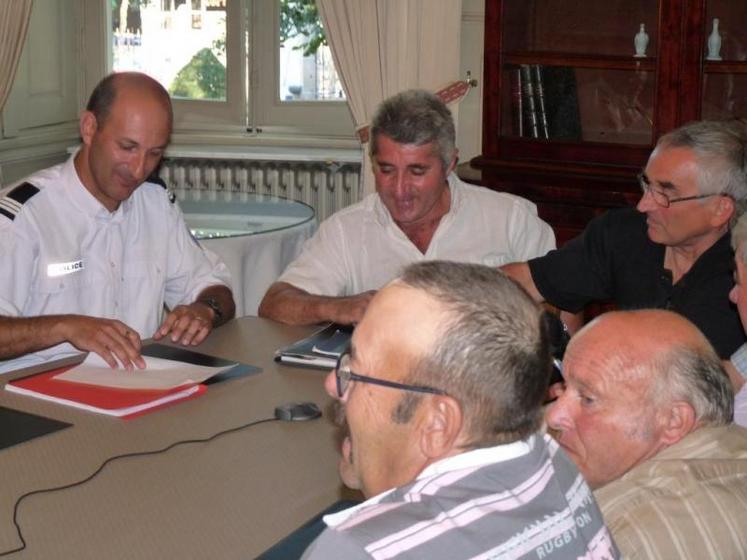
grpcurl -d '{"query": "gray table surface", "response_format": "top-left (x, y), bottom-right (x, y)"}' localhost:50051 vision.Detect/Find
top-left (0, 317), bottom-right (348, 559)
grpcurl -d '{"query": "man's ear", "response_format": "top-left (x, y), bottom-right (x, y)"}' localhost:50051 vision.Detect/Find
top-left (80, 111), bottom-right (98, 146)
top-left (445, 149), bottom-right (459, 176)
top-left (419, 396), bottom-right (463, 459)
top-left (659, 400), bottom-right (696, 446)
top-left (711, 194), bottom-right (735, 228)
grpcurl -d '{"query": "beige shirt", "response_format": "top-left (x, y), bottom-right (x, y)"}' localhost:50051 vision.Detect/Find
top-left (278, 174), bottom-right (555, 296)
top-left (594, 424), bottom-right (747, 560)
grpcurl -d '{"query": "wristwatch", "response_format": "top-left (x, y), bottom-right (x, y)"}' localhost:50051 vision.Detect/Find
top-left (197, 297), bottom-right (223, 326)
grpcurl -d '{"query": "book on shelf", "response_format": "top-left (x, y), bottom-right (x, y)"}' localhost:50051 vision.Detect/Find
top-left (510, 64), bottom-right (582, 141)
top-left (519, 64), bottom-right (540, 138)
top-left (509, 67), bottom-right (524, 137)
top-left (539, 65), bottom-right (582, 141)
top-left (532, 64), bottom-right (550, 139)
top-left (4, 344), bottom-right (253, 419)
top-left (275, 323), bottom-right (352, 370)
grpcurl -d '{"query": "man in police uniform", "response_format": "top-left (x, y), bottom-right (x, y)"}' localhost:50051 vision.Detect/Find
top-left (0, 72), bottom-right (235, 373)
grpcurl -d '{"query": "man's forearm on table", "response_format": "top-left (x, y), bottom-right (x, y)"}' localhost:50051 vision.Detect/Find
top-left (0, 315), bottom-right (71, 359)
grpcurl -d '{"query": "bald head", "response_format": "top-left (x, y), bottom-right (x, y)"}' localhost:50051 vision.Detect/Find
top-left (580, 308), bottom-right (711, 349)
top-left (573, 310), bottom-right (710, 387)
top-left (572, 310), bottom-right (733, 423)
top-left (546, 309), bottom-right (732, 488)
top-left (86, 72), bottom-right (173, 130)
top-left (76, 72), bottom-right (172, 212)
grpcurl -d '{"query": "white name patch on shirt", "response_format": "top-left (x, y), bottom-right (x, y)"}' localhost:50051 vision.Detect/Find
top-left (47, 260), bottom-right (85, 277)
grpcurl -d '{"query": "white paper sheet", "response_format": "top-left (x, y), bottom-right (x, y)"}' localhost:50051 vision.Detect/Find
top-left (55, 353), bottom-right (236, 390)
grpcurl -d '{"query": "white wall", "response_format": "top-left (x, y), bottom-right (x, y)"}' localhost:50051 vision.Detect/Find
top-left (0, 0), bottom-right (84, 185)
top-left (457, 0), bottom-right (485, 163)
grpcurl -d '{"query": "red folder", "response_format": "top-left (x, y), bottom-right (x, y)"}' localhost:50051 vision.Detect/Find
top-left (5, 366), bottom-right (206, 419)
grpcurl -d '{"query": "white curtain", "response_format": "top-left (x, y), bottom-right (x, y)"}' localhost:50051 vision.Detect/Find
top-left (317, 0), bottom-right (462, 196)
top-left (0, 1), bottom-right (33, 113)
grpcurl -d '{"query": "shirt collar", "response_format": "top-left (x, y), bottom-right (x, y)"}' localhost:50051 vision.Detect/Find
top-left (323, 434), bottom-right (538, 529)
top-left (65, 151), bottom-right (132, 223)
top-left (643, 424), bottom-right (737, 462)
top-left (683, 229), bottom-right (734, 279)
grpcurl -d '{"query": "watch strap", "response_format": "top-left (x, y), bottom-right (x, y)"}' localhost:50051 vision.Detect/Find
top-left (197, 297), bottom-right (223, 326)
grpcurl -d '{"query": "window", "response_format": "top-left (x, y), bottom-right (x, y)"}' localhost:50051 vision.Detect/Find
top-left (110, 0), bottom-right (353, 138)
top-left (112, 0), bottom-right (228, 102)
top-left (278, 0), bottom-right (345, 102)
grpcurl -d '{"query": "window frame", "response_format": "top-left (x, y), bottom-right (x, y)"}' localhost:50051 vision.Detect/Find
top-left (107, 0), bottom-right (354, 139)
top-left (249, 0), bottom-right (353, 136)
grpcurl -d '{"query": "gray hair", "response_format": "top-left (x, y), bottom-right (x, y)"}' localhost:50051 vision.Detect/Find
top-left (648, 344), bottom-right (734, 427)
top-left (395, 261), bottom-right (551, 447)
top-left (654, 120), bottom-right (747, 207)
top-left (369, 89), bottom-right (457, 170)
top-left (732, 211), bottom-right (747, 265)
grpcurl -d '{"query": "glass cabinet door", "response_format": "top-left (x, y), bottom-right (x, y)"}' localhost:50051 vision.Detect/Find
top-left (702, 1), bottom-right (747, 120)
top-left (499, 1), bottom-right (660, 145)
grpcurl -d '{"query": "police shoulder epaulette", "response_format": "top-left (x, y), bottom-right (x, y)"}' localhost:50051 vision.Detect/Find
top-left (147, 173), bottom-right (176, 204)
top-left (0, 182), bottom-right (40, 221)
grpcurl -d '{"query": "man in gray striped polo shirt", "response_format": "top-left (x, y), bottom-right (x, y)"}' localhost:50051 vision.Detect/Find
top-left (302, 261), bottom-right (618, 559)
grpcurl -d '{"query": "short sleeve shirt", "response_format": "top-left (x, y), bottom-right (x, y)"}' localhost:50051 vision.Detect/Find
top-left (528, 207), bottom-right (745, 357)
top-left (278, 174), bottom-right (556, 296)
top-left (0, 154), bottom-right (232, 372)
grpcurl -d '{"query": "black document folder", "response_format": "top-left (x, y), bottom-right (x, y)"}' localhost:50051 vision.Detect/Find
top-left (141, 343), bottom-right (261, 384)
top-left (274, 324), bottom-right (353, 370)
top-left (256, 500), bottom-right (361, 559)
top-left (0, 406), bottom-right (71, 450)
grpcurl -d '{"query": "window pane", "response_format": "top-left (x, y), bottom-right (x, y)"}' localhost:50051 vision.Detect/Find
top-left (111, 0), bottom-right (227, 102)
top-left (278, 0), bottom-right (345, 101)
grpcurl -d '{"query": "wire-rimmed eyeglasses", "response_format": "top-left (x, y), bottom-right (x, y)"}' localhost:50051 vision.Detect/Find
top-left (333, 351), bottom-right (446, 398)
top-left (637, 172), bottom-right (722, 208)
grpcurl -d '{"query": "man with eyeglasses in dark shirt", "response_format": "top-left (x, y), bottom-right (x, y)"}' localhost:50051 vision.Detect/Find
top-left (503, 119), bottom-right (747, 359)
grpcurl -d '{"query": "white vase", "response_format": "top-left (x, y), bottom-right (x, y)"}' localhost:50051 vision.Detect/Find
top-left (634, 23), bottom-right (649, 58)
top-left (707, 18), bottom-right (722, 61)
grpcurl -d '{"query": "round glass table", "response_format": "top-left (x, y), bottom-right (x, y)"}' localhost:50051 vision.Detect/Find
top-left (180, 194), bottom-right (317, 316)
top-left (180, 194), bottom-right (315, 240)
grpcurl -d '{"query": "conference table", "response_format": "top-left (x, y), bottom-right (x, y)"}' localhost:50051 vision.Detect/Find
top-left (0, 317), bottom-right (352, 559)
top-left (182, 195), bottom-right (317, 317)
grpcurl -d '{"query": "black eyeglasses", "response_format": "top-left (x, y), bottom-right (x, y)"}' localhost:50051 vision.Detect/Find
top-left (637, 172), bottom-right (720, 208)
top-left (333, 351), bottom-right (447, 398)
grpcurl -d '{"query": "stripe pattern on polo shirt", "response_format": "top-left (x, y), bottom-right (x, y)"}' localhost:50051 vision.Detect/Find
top-left (321, 435), bottom-right (618, 559)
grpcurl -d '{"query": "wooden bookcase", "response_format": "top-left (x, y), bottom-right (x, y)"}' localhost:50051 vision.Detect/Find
top-left (463, 0), bottom-right (747, 245)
